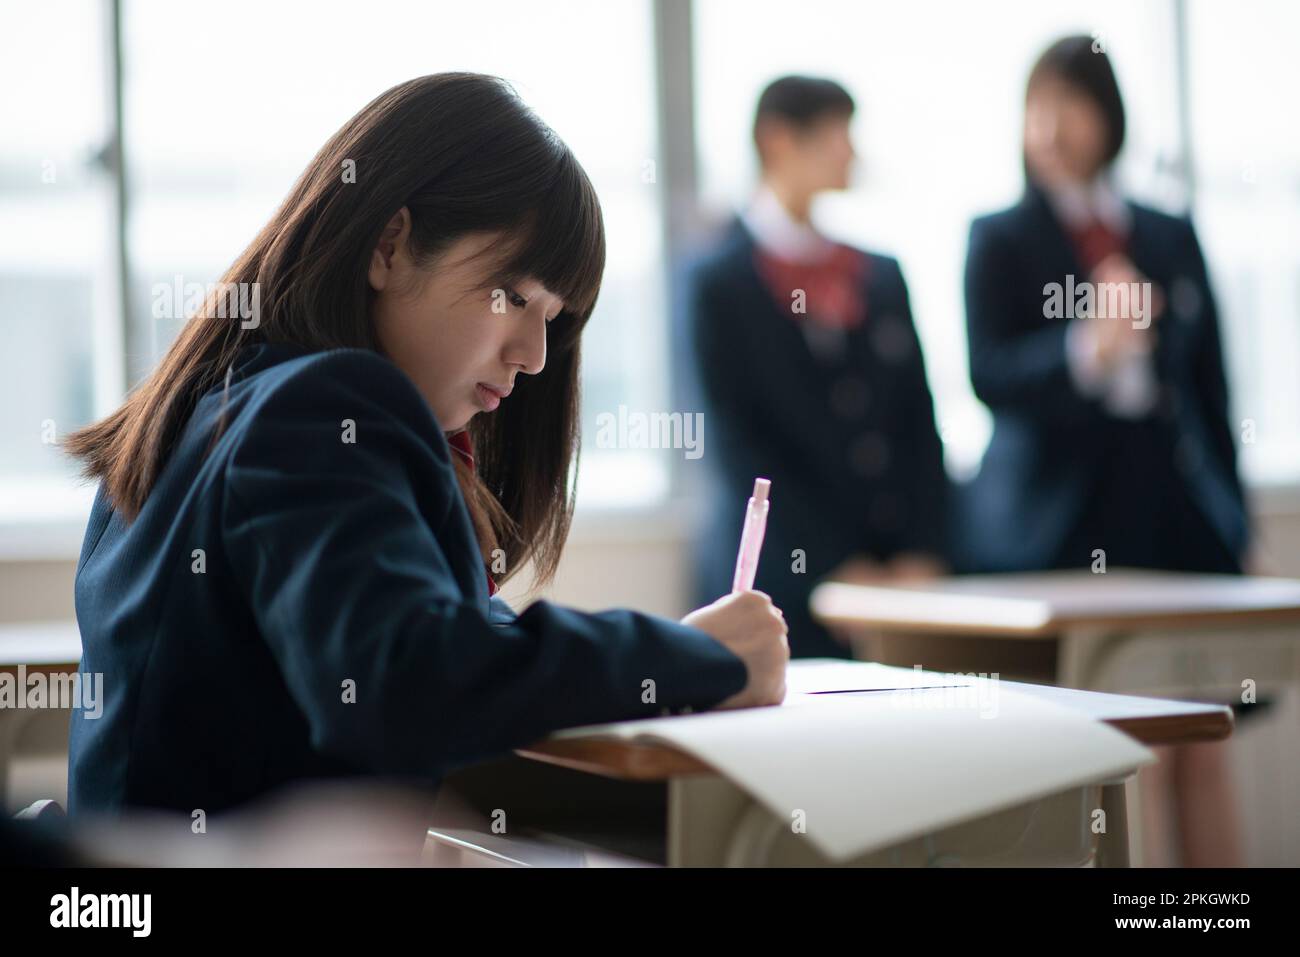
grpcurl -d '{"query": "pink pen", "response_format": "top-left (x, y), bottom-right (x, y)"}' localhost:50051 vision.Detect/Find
top-left (731, 478), bottom-right (772, 593)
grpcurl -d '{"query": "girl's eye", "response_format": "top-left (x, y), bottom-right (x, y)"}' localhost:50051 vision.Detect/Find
top-left (505, 286), bottom-right (558, 323)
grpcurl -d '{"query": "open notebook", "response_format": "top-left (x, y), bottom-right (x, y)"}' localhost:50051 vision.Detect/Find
top-left (553, 660), bottom-right (1153, 861)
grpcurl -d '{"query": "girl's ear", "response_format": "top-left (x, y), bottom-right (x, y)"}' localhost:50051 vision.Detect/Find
top-left (368, 206), bottom-right (413, 292)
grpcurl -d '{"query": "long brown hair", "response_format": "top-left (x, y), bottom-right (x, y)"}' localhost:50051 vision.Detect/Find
top-left (63, 73), bottom-right (606, 587)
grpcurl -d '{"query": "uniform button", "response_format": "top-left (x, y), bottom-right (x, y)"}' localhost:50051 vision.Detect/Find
top-left (830, 376), bottom-right (871, 418)
top-left (849, 432), bottom-right (891, 477)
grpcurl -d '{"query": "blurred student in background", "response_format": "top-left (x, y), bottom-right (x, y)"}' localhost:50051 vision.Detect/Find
top-left (961, 36), bottom-right (1249, 866)
top-left (686, 76), bottom-right (948, 661)
top-left (962, 36), bottom-right (1247, 578)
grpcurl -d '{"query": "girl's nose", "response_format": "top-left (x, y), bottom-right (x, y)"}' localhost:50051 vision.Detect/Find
top-left (507, 307), bottom-right (548, 376)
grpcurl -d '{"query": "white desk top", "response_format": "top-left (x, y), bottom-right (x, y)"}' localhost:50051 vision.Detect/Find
top-left (812, 569), bottom-right (1300, 635)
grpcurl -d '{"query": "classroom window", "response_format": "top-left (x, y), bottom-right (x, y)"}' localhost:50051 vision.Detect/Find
top-left (0, 1), bottom-right (119, 525)
top-left (1185, 0), bottom-right (1300, 487)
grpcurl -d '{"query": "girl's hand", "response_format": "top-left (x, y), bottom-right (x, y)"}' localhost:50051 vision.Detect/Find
top-left (681, 591), bottom-right (789, 709)
top-left (1087, 253), bottom-right (1164, 367)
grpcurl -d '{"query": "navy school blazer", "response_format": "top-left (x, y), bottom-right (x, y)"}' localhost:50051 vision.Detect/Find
top-left (683, 218), bottom-right (948, 660)
top-left (961, 185), bottom-right (1248, 573)
top-left (68, 343), bottom-right (747, 816)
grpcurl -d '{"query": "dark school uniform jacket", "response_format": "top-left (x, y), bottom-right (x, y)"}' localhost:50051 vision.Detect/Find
top-left (68, 343), bottom-right (747, 815)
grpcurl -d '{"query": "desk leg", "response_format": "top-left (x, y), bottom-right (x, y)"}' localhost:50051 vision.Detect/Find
top-left (1125, 771), bottom-right (1147, 868)
top-left (1096, 776), bottom-right (1132, 868)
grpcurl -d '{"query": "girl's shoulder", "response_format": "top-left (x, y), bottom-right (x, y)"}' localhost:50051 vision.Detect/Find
top-left (228, 345), bottom-right (436, 427)
top-left (225, 344), bottom-right (417, 406)
top-left (206, 344), bottom-right (454, 482)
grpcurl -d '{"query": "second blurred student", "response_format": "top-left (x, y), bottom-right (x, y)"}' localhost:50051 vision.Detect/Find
top-left (686, 76), bottom-right (948, 660)
top-left (961, 37), bottom-right (1247, 576)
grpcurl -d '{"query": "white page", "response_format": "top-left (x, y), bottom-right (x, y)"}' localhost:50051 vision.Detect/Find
top-left (783, 657), bottom-right (971, 696)
top-left (555, 661), bottom-right (1153, 861)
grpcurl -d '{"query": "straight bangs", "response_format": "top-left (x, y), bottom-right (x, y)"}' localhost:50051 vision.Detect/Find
top-left (474, 144), bottom-right (606, 354)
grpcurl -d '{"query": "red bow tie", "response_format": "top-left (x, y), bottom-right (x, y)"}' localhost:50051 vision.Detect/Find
top-left (1068, 218), bottom-right (1128, 274)
top-left (753, 244), bottom-right (868, 330)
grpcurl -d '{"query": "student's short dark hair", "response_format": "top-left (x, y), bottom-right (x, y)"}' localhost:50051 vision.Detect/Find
top-left (752, 75), bottom-right (855, 162)
top-left (1027, 35), bottom-right (1127, 167)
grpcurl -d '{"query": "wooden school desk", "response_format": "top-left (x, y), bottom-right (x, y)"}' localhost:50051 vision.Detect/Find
top-left (427, 675), bottom-right (1231, 868)
top-left (809, 568), bottom-right (1300, 697)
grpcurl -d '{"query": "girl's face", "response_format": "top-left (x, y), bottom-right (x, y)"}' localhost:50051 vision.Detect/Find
top-left (368, 208), bottom-right (565, 432)
top-left (1024, 75), bottom-right (1110, 188)
top-left (762, 115), bottom-right (856, 193)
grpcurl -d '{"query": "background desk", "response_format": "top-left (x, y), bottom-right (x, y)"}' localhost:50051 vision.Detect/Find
top-left (810, 568), bottom-right (1300, 695)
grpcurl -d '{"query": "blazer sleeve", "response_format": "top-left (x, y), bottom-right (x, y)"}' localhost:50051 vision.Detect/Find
top-left (965, 217), bottom-right (1101, 423)
top-left (220, 350), bottom-right (748, 779)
